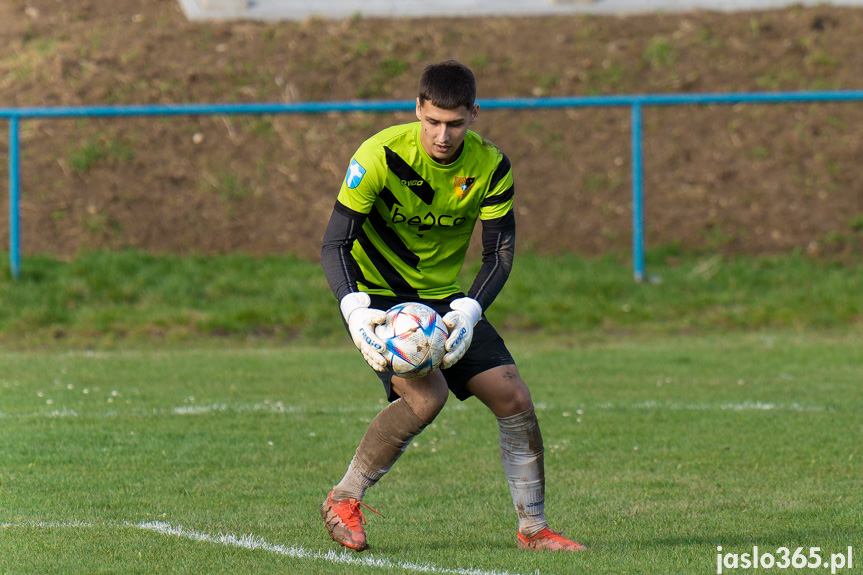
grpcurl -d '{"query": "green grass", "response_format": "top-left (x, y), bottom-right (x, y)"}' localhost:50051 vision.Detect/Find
top-left (0, 251), bottom-right (338, 345)
top-left (67, 136), bottom-right (136, 172)
top-left (1, 251), bottom-right (860, 572)
top-left (0, 250), bottom-right (861, 346)
top-left (1, 333), bottom-right (861, 574)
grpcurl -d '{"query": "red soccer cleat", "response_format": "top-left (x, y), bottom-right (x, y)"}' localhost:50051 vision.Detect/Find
top-left (517, 527), bottom-right (588, 551)
top-left (320, 490), bottom-right (383, 552)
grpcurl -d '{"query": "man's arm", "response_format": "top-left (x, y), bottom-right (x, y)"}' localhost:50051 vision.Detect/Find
top-left (320, 201), bottom-right (367, 302)
top-left (320, 201), bottom-right (389, 371)
top-left (440, 210), bottom-right (515, 369)
top-left (466, 210), bottom-right (516, 311)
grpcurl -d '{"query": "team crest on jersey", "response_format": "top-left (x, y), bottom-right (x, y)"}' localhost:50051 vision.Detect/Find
top-left (345, 159), bottom-right (366, 189)
top-left (454, 176), bottom-right (477, 199)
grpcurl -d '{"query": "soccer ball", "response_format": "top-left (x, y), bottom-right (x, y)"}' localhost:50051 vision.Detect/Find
top-left (375, 302), bottom-right (448, 378)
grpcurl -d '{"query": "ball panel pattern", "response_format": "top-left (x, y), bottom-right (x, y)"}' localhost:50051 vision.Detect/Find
top-left (375, 303), bottom-right (448, 378)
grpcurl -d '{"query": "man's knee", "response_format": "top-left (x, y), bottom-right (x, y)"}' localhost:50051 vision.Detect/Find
top-left (503, 387), bottom-right (533, 417)
top-left (503, 366), bottom-right (533, 409)
top-left (469, 364), bottom-right (534, 417)
top-left (391, 372), bottom-right (449, 424)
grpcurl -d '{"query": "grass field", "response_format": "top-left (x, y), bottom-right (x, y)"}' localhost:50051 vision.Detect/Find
top-left (2, 250), bottom-right (862, 345)
top-left (2, 332), bottom-right (861, 574)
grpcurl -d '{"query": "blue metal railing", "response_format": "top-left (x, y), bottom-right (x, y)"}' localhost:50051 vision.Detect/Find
top-left (4, 90), bottom-right (863, 280)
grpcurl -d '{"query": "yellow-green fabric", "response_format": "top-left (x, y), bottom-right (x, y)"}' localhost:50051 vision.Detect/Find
top-left (336, 122), bottom-right (514, 299)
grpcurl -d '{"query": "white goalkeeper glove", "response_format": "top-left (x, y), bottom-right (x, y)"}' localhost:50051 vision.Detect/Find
top-left (340, 292), bottom-right (388, 372)
top-left (441, 297), bottom-right (482, 370)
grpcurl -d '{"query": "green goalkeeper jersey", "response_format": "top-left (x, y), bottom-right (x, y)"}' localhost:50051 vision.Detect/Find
top-left (335, 121), bottom-right (514, 300)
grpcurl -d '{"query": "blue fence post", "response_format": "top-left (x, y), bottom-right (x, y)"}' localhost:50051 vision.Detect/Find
top-left (9, 116), bottom-right (20, 280)
top-left (630, 102), bottom-right (645, 283)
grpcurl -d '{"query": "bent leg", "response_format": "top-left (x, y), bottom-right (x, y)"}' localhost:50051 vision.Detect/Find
top-left (467, 365), bottom-right (548, 537)
top-left (497, 406), bottom-right (547, 537)
top-left (332, 369), bottom-right (448, 501)
top-left (465, 364), bottom-right (532, 418)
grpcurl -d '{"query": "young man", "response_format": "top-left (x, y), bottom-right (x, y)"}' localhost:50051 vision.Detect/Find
top-left (319, 60), bottom-right (585, 553)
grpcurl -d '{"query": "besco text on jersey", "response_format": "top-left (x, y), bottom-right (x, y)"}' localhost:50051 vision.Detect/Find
top-left (391, 207), bottom-right (467, 228)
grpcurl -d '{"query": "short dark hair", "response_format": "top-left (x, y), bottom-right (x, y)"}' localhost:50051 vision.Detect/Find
top-left (417, 60), bottom-right (476, 110)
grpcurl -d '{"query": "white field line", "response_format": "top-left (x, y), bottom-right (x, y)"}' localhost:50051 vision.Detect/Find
top-left (1, 520), bottom-right (96, 529)
top-left (1, 519), bottom-right (542, 575)
top-left (0, 398), bottom-right (834, 420)
top-left (0, 402), bottom-right (380, 420)
top-left (627, 400), bottom-right (828, 412)
top-left (136, 521), bottom-right (540, 575)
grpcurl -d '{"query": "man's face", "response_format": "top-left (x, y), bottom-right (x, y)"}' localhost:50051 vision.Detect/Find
top-left (415, 99), bottom-right (478, 165)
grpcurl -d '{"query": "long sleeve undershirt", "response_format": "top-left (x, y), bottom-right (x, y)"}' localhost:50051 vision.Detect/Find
top-left (320, 205), bottom-right (515, 311)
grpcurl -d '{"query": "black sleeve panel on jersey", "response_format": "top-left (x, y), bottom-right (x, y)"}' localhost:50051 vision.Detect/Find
top-left (488, 154), bottom-right (512, 191)
top-left (320, 201), bottom-right (367, 302)
top-left (467, 210), bottom-right (516, 311)
top-left (481, 185), bottom-right (515, 208)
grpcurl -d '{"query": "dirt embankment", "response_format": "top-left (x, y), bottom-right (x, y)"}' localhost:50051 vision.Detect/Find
top-left (2, 1), bottom-right (863, 260)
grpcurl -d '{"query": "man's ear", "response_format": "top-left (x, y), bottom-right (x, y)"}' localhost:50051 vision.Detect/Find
top-left (471, 103), bottom-right (479, 124)
top-left (415, 98), bottom-right (423, 121)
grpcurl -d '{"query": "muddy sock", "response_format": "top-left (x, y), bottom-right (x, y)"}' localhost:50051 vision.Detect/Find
top-left (498, 406), bottom-right (548, 538)
top-left (332, 398), bottom-right (428, 501)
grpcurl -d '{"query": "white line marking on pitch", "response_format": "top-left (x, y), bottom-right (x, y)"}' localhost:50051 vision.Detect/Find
top-left (2, 520), bottom-right (544, 575)
top-left (134, 521), bottom-right (538, 575)
top-left (0, 399), bottom-right (835, 421)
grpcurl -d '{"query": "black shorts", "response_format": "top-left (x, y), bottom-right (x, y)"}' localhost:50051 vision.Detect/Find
top-left (343, 294), bottom-right (515, 402)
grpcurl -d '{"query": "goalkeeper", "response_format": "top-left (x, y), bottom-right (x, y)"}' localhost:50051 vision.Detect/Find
top-left (319, 60), bottom-right (585, 553)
